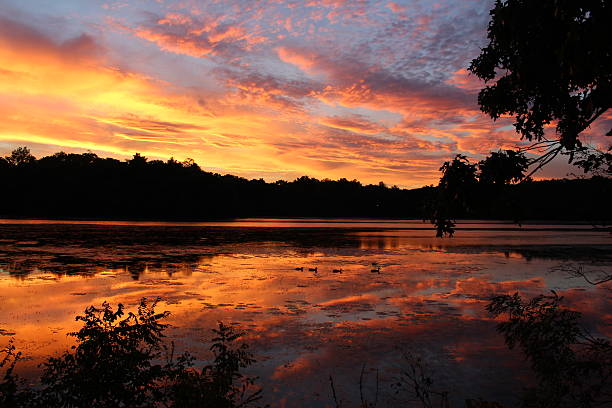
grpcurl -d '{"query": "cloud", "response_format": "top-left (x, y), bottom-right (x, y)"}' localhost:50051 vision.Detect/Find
top-left (0, 17), bottom-right (104, 63)
top-left (112, 11), bottom-right (269, 60)
top-left (321, 114), bottom-right (390, 135)
top-left (0, 16), bottom-right (293, 177)
top-left (2, 0), bottom-right (579, 187)
top-left (386, 2), bottom-right (406, 13)
top-left (276, 46), bottom-right (319, 73)
top-left (446, 68), bottom-right (485, 93)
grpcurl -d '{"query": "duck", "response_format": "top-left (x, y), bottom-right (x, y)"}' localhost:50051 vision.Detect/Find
top-left (370, 266), bottom-right (381, 273)
top-left (294, 267), bottom-right (304, 271)
top-left (308, 267), bottom-right (318, 272)
top-left (332, 268), bottom-right (343, 273)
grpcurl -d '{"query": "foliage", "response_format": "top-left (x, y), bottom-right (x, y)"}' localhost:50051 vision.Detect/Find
top-left (0, 147), bottom-right (424, 220)
top-left (393, 350), bottom-right (449, 408)
top-left (392, 291), bottom-right (612, 408)
top-left (0, 338), bottom-right (31, 407)
top-left (430, 155), bottom-right (478, 237)
top-left (469, 0), bottom-right (612, 151)
top-left (427, 146), bottom-right (612, 237)
top-left (429, 151), bottom-right (531, 237)
top-left (38, 299), bottom-right (172, 407)
top-left (572, 146), bottom-right (612, 177)
top-left (24, 299), bottom-right (262, 408)
top-left (2, 147), bottom-right (611, 239)
top-left (487, 292), bottom-right (612, 407)
top-left (168, 322), bottom-right (262, 408)
top-left (3, 147), bottom-right (35, 167)
top-left (478, 150), bottom-right (528, 185)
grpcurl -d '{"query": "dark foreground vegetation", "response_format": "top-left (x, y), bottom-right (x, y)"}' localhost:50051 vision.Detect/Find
top-left (1, 299), bottom-right (263, 408)
top-left (2, 292), bottom-right (611, 408)
top-left (1, 147), bottom-right (611, 224)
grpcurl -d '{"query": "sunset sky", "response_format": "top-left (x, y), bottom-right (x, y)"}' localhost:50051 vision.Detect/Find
top-left (0, 0), bottom-right (609, 187)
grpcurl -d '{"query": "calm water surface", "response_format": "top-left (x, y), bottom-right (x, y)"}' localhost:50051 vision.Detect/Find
top-left (0, 219), bottom-right (611, 406)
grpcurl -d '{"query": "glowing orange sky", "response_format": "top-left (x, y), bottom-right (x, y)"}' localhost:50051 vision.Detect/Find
top-left (0, 0), bottom-right (609, 187)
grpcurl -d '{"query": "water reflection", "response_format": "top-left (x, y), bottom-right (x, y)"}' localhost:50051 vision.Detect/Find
top-left (0, 221), bottom-right (610, 406)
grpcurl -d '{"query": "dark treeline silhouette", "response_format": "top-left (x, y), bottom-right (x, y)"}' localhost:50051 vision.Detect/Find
top-left (1, 147), bottom-right (611, 223)
top-left (0, 148), bottom-right (427, 220)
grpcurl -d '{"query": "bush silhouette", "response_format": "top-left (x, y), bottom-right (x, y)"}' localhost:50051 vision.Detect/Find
top-left (38, 299), bottom-right (171, 407)
top-left (4, 298), bottom-right (264, 408)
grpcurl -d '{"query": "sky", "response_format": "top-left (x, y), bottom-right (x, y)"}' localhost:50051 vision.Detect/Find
top-left (0, 0), bottom-right (609, 187)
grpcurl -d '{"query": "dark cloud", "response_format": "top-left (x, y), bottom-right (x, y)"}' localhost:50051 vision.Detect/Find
top-left (0, 16), bottom-right (105, 61)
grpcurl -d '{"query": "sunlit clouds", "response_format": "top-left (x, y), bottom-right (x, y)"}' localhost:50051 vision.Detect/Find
top-left (0, 0), bottom-right (588, 187)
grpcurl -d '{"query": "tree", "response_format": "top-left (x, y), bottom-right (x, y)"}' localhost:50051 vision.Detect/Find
top-left (429, 151), bottom-right (534, 236)
top-left (4, 147), bottom-right (35, 167)
top-left (430, 155), bottom-right (478, 237)
top-left (128, 152), bottom-right (148, 167)
top-left (469, 0), bottom-right (612, 167)
top-left (478, 150), bottom-right (528, 185)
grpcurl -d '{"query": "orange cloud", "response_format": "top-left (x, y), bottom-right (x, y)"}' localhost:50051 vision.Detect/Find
top-left (276, 46), bottom-right (318, 73)
top-left (2, 0), bottom-right (571, 188)
top-left (446, 68), bottom-right (485, 93)
top-left (320, 115), bottom-right (386, 135)
top-left (386, 2), bottom-right (406, 13)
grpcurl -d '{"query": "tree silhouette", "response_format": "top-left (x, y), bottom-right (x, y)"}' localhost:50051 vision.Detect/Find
top-left (1, 146), bottom-right (611, 232)
top-left (3, 147), bottom-right (35, 167)
top-left (0, 147), bottom-right (427, 221)
top-left (168, 322), bottom-right (262, 408)
top-left (488, 292), bottom-right (612, 408)
top-left (478, 150), bottom-right (528, 186)
top-left (430, 155), bottom-right (478, 237)
top-left (469, 0), bottom-right (611, 153)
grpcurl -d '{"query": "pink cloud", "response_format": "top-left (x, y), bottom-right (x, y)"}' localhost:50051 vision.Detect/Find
top-left (114, 12), bottom-right (270, 59)
top-left (446, 68), bottom-right (485, 93)
top-left (386, 1), bottom-right (406, 13)
top-left (276, 46), bottom-right (318, 73)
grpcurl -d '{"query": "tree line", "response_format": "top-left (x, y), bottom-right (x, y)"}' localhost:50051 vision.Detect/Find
top-left (0, 147), bottom-right (610, 225)
top-left (0, 148), bottom-right (427, 220)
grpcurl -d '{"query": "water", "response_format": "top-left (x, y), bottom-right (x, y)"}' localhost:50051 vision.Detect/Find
top-left (0, 219), bottom-right (610, 406)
